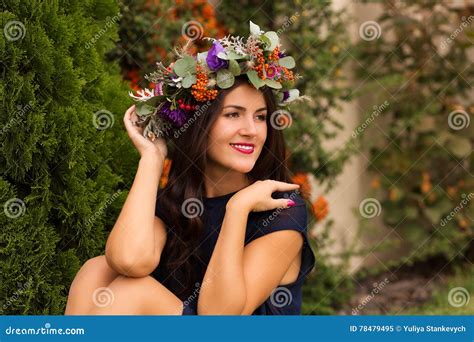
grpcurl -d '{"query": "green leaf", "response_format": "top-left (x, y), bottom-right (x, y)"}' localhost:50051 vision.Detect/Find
top-left (263, 31), bottom-right (279, 51)
top-left (135, 102), bottom-right (155, 116)
top-left (216, 69), bottom-right (235, 89)
top-left (246, 70), bottom-right (265, 89)
top-left (182, 73), bottom-right (196, 88)
top-left (278, 56), bottom-right (295, 69)
top-left (249, 20), bottom-right (261, 35)
top-left (218, 50), bottom-right (246, 60)
top-left (197, 52), bottom-right (208, 64)
top-left (264, 79), bottom-right (282, 89)
top-left (173, 56), bottom-right (196, 77)
top-left (229, 60), bottom-right (241, 76)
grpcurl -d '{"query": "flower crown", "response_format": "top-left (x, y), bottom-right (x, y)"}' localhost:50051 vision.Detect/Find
top-left (129, 20), bottom-right (308, 141)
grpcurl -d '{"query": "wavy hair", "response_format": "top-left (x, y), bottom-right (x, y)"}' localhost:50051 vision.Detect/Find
top-left (154, 75), bottom-right (291, 300)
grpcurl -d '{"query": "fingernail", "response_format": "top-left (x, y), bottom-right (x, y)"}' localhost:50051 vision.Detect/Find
top-left (287, 200), bottom-right (296, 207)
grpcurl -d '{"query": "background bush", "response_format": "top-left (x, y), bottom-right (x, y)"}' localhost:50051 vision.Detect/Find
top-left (0, 0), bottom-right (134, 314)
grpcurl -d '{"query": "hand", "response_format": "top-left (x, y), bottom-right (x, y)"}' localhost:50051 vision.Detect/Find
top-left (228, 180), bottom-right (301, 213)
top-left (123, 105), bottom-right (168, 160)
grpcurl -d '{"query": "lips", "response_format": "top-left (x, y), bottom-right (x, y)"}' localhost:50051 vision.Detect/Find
top-left (229, 143), bottom-right (255, 154)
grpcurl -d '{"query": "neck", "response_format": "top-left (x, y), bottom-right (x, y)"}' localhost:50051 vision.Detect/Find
top-left (204, 163), bottom-right (251, 198)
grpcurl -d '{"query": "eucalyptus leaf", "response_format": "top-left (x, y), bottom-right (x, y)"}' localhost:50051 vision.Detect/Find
top-left (218, 50), bottom-right (245, 60)
top-left (264, 79), bottom-right (282, 89)
top-left (216, 69), bottom-right (235, 89)
top-left (263, 31), bottom-right (279, 51)
top-left (279, 56), bottom-right (295, 69)
top-left (135, 102), bottom-right (155, 116)
top-left (173, 56), bottom-right (196, 77)
top-left (246, 70), bottom-right (265, 89)
top-left (182, 73), bottom-right (196, 88)
top-left (249, 20), bottom-right (261, 35)
top-left (197, 52), bottom-right (208, 64)
top-left (229, 60), bottom-right (241, 76)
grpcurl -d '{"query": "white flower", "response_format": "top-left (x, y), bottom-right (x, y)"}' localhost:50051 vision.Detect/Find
top-left (129, 88), bottom-right (154, 101)
top-left (171, 76), bottom-right (183, 88)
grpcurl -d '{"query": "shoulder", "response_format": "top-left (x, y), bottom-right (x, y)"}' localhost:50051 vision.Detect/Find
top-left (253, 189), bottom-right (308, 235)
top-left (271, 189), bottom-right (306, 207)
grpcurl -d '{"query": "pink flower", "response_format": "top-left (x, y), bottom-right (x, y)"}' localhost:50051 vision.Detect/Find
top-left (266, 65), bottom-right (281, 79)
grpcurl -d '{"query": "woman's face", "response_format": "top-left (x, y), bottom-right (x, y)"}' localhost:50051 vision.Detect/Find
top-left (207, 83), bottom-right (268, 175)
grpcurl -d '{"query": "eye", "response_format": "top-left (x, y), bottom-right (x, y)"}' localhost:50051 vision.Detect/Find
top-left (256, 113), bottom-right (267, 121)
top-left (224, 112), bottom-right (239, 118)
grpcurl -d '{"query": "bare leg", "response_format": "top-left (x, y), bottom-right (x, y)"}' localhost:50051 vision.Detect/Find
top-left (65, 255), bottom-right (120, 315)
top-left (87, 275), bottom-right (184, 315)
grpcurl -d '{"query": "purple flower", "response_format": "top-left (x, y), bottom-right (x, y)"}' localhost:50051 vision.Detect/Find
top-left (206, 41), bottom-right (229, 71)
top-left (282, 90), bottom-right (290, 102)
top-left (278, 51), bottom-right (286, 58)
top-left (160, 101), bottom-right (187, 126)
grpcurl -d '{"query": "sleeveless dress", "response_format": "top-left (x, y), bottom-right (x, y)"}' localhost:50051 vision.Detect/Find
top-left (152, 189), bottom-right (316, 315)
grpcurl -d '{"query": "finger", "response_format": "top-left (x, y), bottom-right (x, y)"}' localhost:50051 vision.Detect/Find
top-left (270, 180), bottom-right (300, 191)
top-left (123, 105), bottom-right (135, 122)
top-left (273, 199), bottom-right (295, 209)
top-left (123, 106), bottom-right (137, 131)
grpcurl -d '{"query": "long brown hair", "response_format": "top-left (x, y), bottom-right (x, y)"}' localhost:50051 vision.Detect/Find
top-left (155, 75), bottom-right (291, 300)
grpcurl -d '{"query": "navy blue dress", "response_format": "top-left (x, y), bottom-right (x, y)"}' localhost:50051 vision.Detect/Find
top-left (152, 189), bottom-right (316, 315)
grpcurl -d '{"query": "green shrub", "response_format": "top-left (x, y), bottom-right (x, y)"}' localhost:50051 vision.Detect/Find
top-left (0, 0), bottom-right (134, 314)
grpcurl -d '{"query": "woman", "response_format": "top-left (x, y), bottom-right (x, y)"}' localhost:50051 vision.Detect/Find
top-left (65, 22), bottom-right (316, 315)
top-left (65, 76), bottom-right (315, 315)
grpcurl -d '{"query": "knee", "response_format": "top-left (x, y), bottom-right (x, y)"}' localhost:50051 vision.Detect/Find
top-left (83, 255), bottom-right (108, 270)
top-left (70, 256), bottom-right (110, 289)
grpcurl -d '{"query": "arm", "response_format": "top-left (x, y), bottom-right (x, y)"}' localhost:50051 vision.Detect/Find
top-left (105, 106), bottom-right (169, 278)
top-left (197, 201), bottom-right (248, 314)
top-left (197, 189), bottom-right (303, 315)
top-left (105, 154), bottom-right (167, 278)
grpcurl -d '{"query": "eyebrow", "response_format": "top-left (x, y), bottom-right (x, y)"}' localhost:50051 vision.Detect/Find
top-left (222, 105), bottom-right (267, 112)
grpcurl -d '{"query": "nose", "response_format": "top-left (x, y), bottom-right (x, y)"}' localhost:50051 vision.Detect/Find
top-left (239, 115), bottom-right (257, 136)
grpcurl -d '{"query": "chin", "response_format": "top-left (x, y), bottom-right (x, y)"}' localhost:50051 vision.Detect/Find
top-left (232, 162), bottom-right (255, 173)
top-left (223, 157), bottom-right (257, 173)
